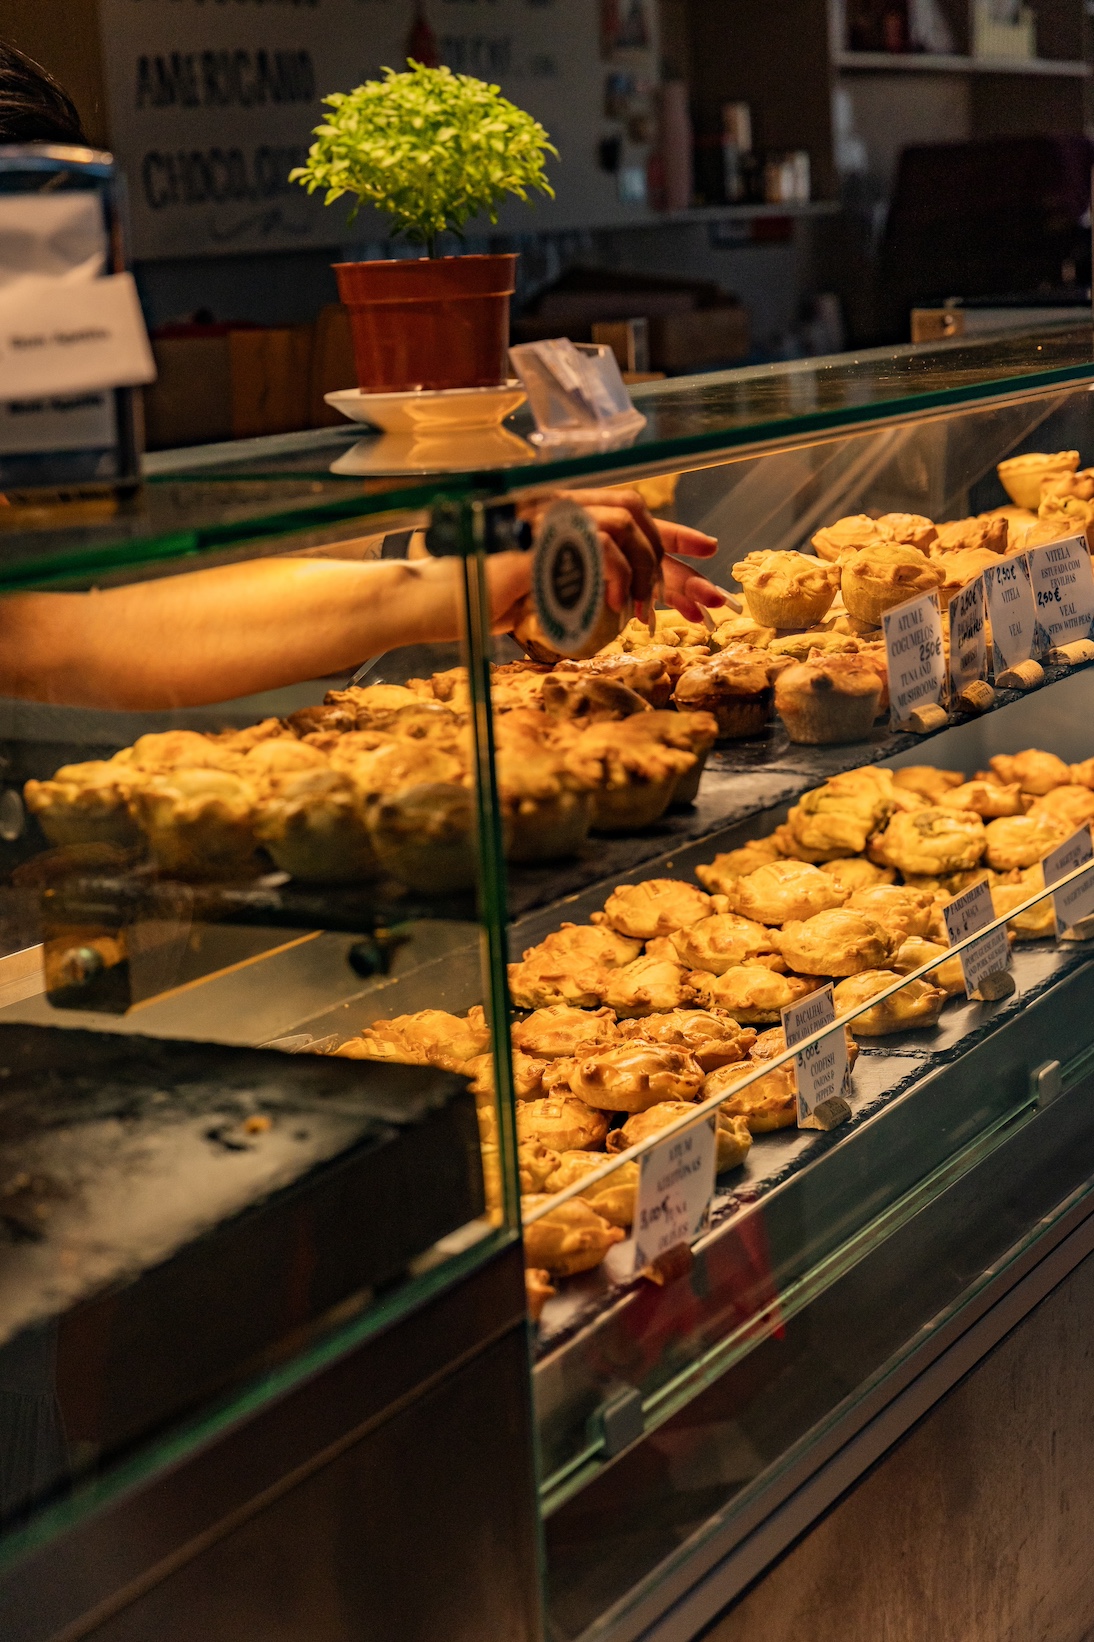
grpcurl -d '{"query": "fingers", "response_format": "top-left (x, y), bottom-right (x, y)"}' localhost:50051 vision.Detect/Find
top-left (662, 555), bottom-right (729, 622)
top-left (658, 520), bottom-right (719, 560)
top-left (559, 488), bottom-right (664, 558)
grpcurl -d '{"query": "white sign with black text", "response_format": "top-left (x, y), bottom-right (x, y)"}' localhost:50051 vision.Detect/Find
top-left (1043, 827), bottom-right (1094, 938)
top-left (781, 984), bottom-right (850, 1129)
top-left (631, 1115), bottom-right (717, 1275)
top-left (882, 591), bottom-right (946, 727)
top-left (982, 554), bottom-right (1037, 674)
top-left (948, 576), bottom-right (987, 696)
top-left (0, 274), bottom-right (155, 400)
top-left (1025, 535), bottom-right (1094, 652)
top-left (941, 877), bottom-right (1011, 998)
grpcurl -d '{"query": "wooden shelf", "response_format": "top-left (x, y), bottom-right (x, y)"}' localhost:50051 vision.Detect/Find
top-left (835, 49), bottom-right (1090, 75)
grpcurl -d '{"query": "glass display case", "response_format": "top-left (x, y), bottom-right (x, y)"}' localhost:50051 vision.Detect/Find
top-left (3, 323), bottom-right (1094, 1640)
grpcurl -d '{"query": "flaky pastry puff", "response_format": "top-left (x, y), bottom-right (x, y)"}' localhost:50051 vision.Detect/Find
top-left (939, 779), bottom-right (1023, 819)
top-left (1070, 759), bottom-right (1094, 790)
top-left (989, 749), bottom-right (1071, 796)
top-left (547, 1152), bottom-right (639, 1228)
top-left (767, 631), bottom-right (862, 663)
top-left (750, 1023), bottom-right (858, 1070)
top-left (876, 513), bottom-right (938, 552)
top-left (777, 908), bottom-right (897, 976)
top-left (618, 1008), bottom-right (757, 1072)
top-left (891, 937), bottom-right (965, 996)
top-left (517, 1096), bottom-right (610, 1153)
top-left (695, 838), bottom-right (785, 894)
top-left (873, 807), bottom-right (986, 877)
top-left (540, 672), bottom-right (651, 724)
top-left (119, 730), bottom-right (240, 773)
top-left (336, 1006), bottom-right (490, 1070)
top-left (133, 768), bottom-right (260, 878)
top-left (508, 952), bottom-right (613, 1011)
top-left (567, 725), bottom-right (694, 832)
top-left (820, 857), bottom-right (897, 891)
top-left (1027, 786), bottom-right (1094, 830)
top-left (620, 608), bottom-right (711, 651)
top-left (932, 516), bottom-right (1008, 556)
top-left (25, 760), bottom-right (141, 850)
top-left (991, 869), bottom-right (1055, 939)
top-left (369, 782), bottom-right (477, 893)
top-left (775, 654), bottom-right (883, 745)
top-left (811, 514), bottom-right (893, 563)
top-left (723, 859), bottom-right (849, 925)
top-left (841, 542), bottom-right (943, 627)
top-left (846, 884), bottom-right (936, 939)
top-left (984, 813), bottom-right (1068, 872)
top-left (521, 1195), bottom-right (625, 1276)
top-left (254, 768), bottom-right (378, 883)
top-left (521, 923), bottom-right (642, 970)
top-left (558, 651), bottom-right (674, 707)
top-left (512, 1005), bottom-right (619, 1060)
top-left (604, 955), bottom-right (692, 1018)
top-left (707, 613), bottom-right (778, 651)
top-left (832, 971), bottom-right (946, 1035)
top-left (238, 738), bottom-right (328, 793)
top-left (607, 1101), bottom-right (753, 1173)
top-left (599, 878), bottom-right (714, 940)
top-left (562, 1043), bottom-right (706, 1111)
top-left (613, 709), bottom-right (720, 807)
top-left (670, 912), bottom-right (785, 974)
top-left (997, 450), bottom-right (1079, 511)
top-left (784, 767), bottom-right (897, 860)
top-left (465, 1049), bottom-right (547, 1102)
top-left (731, 550), bottom-right (840, 629)
top-left (934, 548), bottom-right (1002, 607)
top-left (689, 966), bottom-right (818, 1023)
top-left (673, 652), bottom-right (773, 740)
top-left (703, 1061), bottom-right (796, 1132)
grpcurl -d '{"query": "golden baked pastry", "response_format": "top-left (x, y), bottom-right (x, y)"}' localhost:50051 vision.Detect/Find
top-left (694, 838), bottom-right (784, 893)
top-left (873, 807), bottom-right (986, 877)
top-left (562, 1042), bottom-right (706, 1111)
top-left (784, 767), bottom-right (897, 861)
top-left (521, 1195), bottom-right (625, 1276)
top-left (731, 550), bottom-right (840, 629)
top-left (25, 760), bottom-right (140, 850)
top-left (253, 768), bottom-right (378, 883)
top-left (540, 672), bottom-right (651, 724)
top-left (237, 738), bottom-right (328, 793)
top-left (524, 1267), bottom-right (555, 1320)
top-left (939, 779), bottom-right (1024, 820)
top-left (119, 730), bottom-right (239, 773)
top-left (561, 651), bottom-right (674, 707)
top-left (520, 923), bottom-right (642, 971)
top-left (512, 1004), bottom-right (619, 1060)
top-left (132, 768), bottom-right (259, 878)
top-left (516, 1096), bottom-right (610, 1153)
top-left (891, 936), bottom-right (965, 996)
top-left (984, 813), bottom-right (1068, 872)
top-left (767, 631), bottom-right (862, 663)
top-left (934, 548), bottom-right (1004, 607)
top-left (932, 516), bottom-right (1008, 556)
top-left (874, 513), bottom-right (936, 552)
top-left (368, 782), bottom-right (476, 893)
top-left (618, 1008), bottom-right (757, 1072)
top-left (465, 1049), bottom-right (547, 1102)
top-left (599, 879), bottom-right (713, 940)
top-left (493, 733), bottom-right (594, 864)
top-left (750, 1022), bottom-right (858, 1071)
top-left (1070, 758), bottom-right (1094, 791)
top-left (507, 950), bottom-right (613, 1010)
top-left (841, 542), bottom-right (943, 627)
top-left (670, 912), bottom-right (784, 974)
top-left (708, 612), bottom-right (778, 651)
top-left (673, 650), bottom-right (774, 740)
top-left (820, 857), bottom-right (897, 891)
top-left (546, 1152), bottom-right (639, 1228)
top-left (607, 1101), bottom-right (753, 1174)
top-left (603, 955), bottom-right (692, 1018)
top-left (891, 766), bottom-right (965, 803)
top-left (1027, 785), bottom-right (1094, 830)
top-left (846, 884), bottom-right (935, 939)
top-left (777, 908), bottom-right (896, 976)
top-left (703, 1060), bottom-right (796, 1132)
top-left (774, 654), bottom-right (883, 745)
top-left (811, 514), bottom-right (893, 563)
top-left (336, 1006), bottom-right (490, 1070)
top-left (832, 970), bottom-right (946, 1035)
top-left (991, 868), bottom-right (1055, 939)
top-left (212, 717), bottom-right (287, 755)
top-left (998, 450), bottom-right (1079, 511)
top-left (689, 966), bottom-right (817, 1023)
top-left (1037, 487), bottom-right (1094, 551)
top-left (613, 709), bottom-right (719, 807)
top-left (567, 723), bottom-right (694, 832)
top-left (339, 739), bottom-right (464, 796)
top-left (989, 750), bottom-right (1072, 796)
top-left (723, 859), bottom-right (849, 925)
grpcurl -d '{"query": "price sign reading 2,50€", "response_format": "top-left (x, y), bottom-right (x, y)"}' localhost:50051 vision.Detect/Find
top-left (882, 591), bottom-right (946, 728)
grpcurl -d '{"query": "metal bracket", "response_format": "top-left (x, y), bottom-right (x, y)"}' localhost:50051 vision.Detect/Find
top-left (588, 1385), bottom-right (644, 1459)
top-left (1031, 1059), bottom-right (1063, 1108)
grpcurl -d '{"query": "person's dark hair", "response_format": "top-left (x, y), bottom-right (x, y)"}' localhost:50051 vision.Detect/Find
top-left (0, 42), bottom-right (85, 146)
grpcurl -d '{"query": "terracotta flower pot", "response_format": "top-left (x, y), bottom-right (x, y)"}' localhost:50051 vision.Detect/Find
top-left (334, 253), bottom-right (518, 393)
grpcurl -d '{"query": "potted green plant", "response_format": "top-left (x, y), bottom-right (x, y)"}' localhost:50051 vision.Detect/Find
top-left (291, 61), bottom-right (556, 395)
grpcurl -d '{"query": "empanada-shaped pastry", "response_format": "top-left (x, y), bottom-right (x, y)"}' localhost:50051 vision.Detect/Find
top-left (939, 779), bottom-right (1023, 819)
top-left (604, 955), bottom-right (692, 1018)
top-left (989, 749), bottom-right (1071, 796)
top-left (846, 884), bottom-right (935, 939)
top-left (619, 609), bottom-right (711, 651)
top-left (891, 937), bottom-right (965, 996)
top-left (708, 612), bottom-right (778, 651)
top-left (618, 1008), bottom-right (757, 1072)
top-left (991, 869), bottom-right (1055, 939)
top-left (336, 1006), bottom-right (490, 1071)
top-left (562, 1043), bottom-right (705, 1111)
top-left (607, 1101), bottom-right (752, 1174)
top-left (521, 1195), bottom-right (625, 1276)
top-left (1027, 786), bottom-right (1094, 830)
top-left (873, 807), bottom-right (986, 877)
top-left (512, 1005), bottom-right (619, 1060)
top-left (520, 923), bottom-right (642, 970)
top-left (689, 966), bottom-right (817, 1023)
top-left (254, 769), bottom-right (378, 883)
top-left (777, 908), bottom-right (896, 976)
top-left (517, 1096), bottom-right (610, 1153)
top-left (984, 813), bottom-right (1068, 872)
top-left (546, 1152), bottom-right (639, 1228)
top-left (750, 1022), bottom-right (858, 1070)
top-left (25, 760), bottom-right (140, 850)
top-left (811, 514), bottom-right (893, 563)
top-left (832, 971), bottom-right (946, 1035)
top-left (599, 878), bottom-right (713, 940)
top-left (891, 765), bottom-right (965, 803)
top-left (724, 859), bottom-right (849, 925)
top-left (326, 682), bottom-right (426, 715)
top-left (525, 1267), bottom-right (556, 1321)
top-left (820, 857), bottom-right (897, 892)
top-left (465, 1049), bottom-right (548, 1102)
top-left (695, 838), bottom-right (784, 894)
top-left (133, 768), bottom-right (260, 878)
top-left (703, 1060), bottom-right (796, 1132)
top-left (670, 913), bottom-right (784, 974)
top-left (784, 767), bottom-right (897, 860)
top-left (507, 952), bottom-right (612, 1010)
top-left (1070, 758), bottom-right (1094, 791)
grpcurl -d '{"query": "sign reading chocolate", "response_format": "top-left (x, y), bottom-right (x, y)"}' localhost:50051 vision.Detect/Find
top-left (982, 554), bottom-right (1037, 674)
top-left (882, 590), bottom-right (945, 727)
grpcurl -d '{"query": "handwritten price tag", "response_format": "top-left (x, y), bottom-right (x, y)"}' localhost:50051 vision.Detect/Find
top-left (631, 1115), bottom-right (717, 1274)
top-left (1043, 826), bottom-right (1094, 938)
top-left (949, 577), bottom-right (987, 696)
top-left (942, 878), bottom-right (1010, 997)
top-left (983, 555), bottom-right (1037, 674)
top-left (782, 984), bottom-right (850, 1128)
top-left (1025, 536), bottom-right (1094, 653)
top-left (883, 591), bottom-right (946, 727)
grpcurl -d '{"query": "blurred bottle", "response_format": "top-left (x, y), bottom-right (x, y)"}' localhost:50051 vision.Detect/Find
top-left (722, 102), bottom-right (752, 203)
top-left (659, 80), bottom-right (693, 212)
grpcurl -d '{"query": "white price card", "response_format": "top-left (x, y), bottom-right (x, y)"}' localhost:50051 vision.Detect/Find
top-left (882, 591), bottom-right (946, 727)
top-left (982, 555), bottom-right (1037, 674)
top-left (949, 577), bottom-right (987, 696)
top-left (781, 984), bottom-right (850, 1129)
top-left (0, 273), bottom-right (155, 400)
top-left (942, 878), bottom-right (1010, 998)
top-left (1043, 827), bottom-right (1094, 938)
top-left (1025, 536), bottom-right (1094, 653)
top-left (631, 1115), bottom-right (717, 1275)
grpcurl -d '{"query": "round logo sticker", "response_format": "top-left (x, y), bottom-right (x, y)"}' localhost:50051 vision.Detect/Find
top-left (532, 502), bottom-right (605, 657)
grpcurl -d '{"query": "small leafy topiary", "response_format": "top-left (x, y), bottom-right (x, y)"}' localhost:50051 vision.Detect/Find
top-left (290, 61), bottom-right (556, 256)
